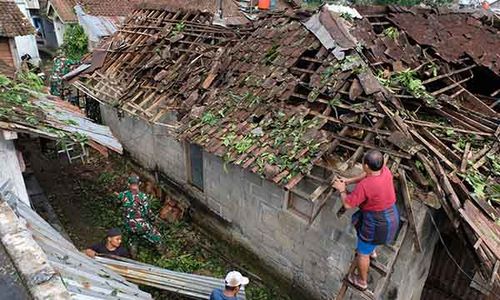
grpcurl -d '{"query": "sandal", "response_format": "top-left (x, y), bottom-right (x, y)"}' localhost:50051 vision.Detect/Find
top-left (348, 273), bottom-right (368, 291)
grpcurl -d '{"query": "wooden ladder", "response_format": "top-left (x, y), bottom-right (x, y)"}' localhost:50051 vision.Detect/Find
top-left (335, 219), bottom-right (408, 300)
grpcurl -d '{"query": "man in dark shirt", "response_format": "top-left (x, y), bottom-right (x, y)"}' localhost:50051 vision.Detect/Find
top-left (84, 228), bottom-right (129, 258)
top-left (210, 271), bottom-right (249, 300)
top-left (332, 150), bottom-right (400, 291)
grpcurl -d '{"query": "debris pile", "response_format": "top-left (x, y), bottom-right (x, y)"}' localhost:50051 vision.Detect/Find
top-left (73, 4), bottom-right (499, 292)
top-left (0, 73), bottom-right (122, 154)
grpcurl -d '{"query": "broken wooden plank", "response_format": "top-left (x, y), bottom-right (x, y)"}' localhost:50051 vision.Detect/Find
top-left (344, 119), bottom-right (384, 169)
top-left (399, 168), bottom-right (422, 252)
top-left (405, 120), bottom-right (493, 137)
top-left (460, 142), bottom-right (471, 173)
top-left (310, 185), bottom-right (329, 202)
top-left (422, 65), bottom-right (476, 85)
top-left (387, 131), bottom-right (424, 155)
top-left (328, 133), bottom-right (412, 159)
top-left (431, 75), bottom-right (472, 96)
top-left (415, 153), bottom-right (459, 228)
top-left (419, 128), bottom-right (461, 163)
top-left (472, 143), bottom-right (499, 170)
top-left (433, 157), bottom-right (461, 211)
top-left (460, 201), bottom-right (500, 261)
top-left (490, 260), bottom-right (500, 286)
top-left (410, 130), bottom-right (457, 171)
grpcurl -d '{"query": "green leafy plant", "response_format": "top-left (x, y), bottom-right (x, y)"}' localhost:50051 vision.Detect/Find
top-left (383, 27), bottom-right (399, 41)
top-left (234, 136), bottom-right (254, 154)
top-left (200, 112), bottom-right (219, 126)
top-left (487, 154), bottom-right (500, 176)
top-left (171, 22), bottom-right (185, 36)
top-left (461, 170), bottom-right (487, 199)
top-left (62, 24), bottom-right (88, 61)
top-left (222, 132), bottom-right (236, 147)
top-left (340, 12), bottom-right (354, 22)
top-left (394, 69), bottom-right (437, 106)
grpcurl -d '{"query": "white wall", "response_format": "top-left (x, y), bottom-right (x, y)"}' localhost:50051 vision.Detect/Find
top-left (24, 0), bottom-right (39, 9)
top-left (54, 18), bottom-right (65, 47)
top-left (0, 133), bottom-right (30, 205)
top-left (14, 0), bottom-right (41, 65)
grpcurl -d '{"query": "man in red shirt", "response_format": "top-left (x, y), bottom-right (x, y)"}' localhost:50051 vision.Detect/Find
top-left (333, 150), bottom-right (400, 291)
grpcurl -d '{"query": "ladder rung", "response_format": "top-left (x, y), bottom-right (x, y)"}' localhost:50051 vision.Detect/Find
top-left (370, 260), bottom-right (389, 276)
top-left (343, 278), bottom-right (375, 300)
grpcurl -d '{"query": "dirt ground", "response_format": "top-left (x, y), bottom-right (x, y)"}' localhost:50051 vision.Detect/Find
top-left (21, 137), bottom-right (289, 300)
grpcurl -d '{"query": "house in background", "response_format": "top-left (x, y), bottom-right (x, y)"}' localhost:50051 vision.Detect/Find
top-left (46, 0), bottom-right (142, 50)
top-left (13, 0), bottom-right (41, 63)
top-left (0, 0), bottom-right (36, 77)
top-left (46, 0), bottom-right (77, 47)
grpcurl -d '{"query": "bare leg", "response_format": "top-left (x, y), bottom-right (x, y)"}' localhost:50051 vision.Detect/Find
top-left (357, 253), bottom-right (370, 284)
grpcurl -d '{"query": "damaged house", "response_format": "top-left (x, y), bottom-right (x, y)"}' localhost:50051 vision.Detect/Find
top-left (0, 0), bottom-right (36, 77)
top-left (71, 4), bottom-right (500, 300)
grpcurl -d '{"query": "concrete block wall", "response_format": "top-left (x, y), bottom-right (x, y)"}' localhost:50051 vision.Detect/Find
top-left (101, 106), bottom-right (438, 300)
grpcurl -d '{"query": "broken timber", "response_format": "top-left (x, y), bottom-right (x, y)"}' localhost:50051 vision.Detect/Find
top-left (399, 168), bottom-right (422, 252)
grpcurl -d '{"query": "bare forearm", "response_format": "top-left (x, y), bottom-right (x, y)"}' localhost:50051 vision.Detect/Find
top-left (346, 172), bottom-right (367, 185)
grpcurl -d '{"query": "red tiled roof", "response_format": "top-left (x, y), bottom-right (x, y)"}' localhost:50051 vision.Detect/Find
top-left (48, 0), bottom-right (78, 22)
top-left (0, 0), bottom-right (35, 37)
top-left (80, 0), bottom-right (138, 17)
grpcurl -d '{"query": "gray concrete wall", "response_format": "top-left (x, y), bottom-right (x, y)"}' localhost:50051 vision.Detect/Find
top-left (100, 106), bottom-right (438, 300)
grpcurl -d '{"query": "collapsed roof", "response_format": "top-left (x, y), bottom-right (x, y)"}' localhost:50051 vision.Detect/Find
top-left (0, 74), bottom-right (122, 154)
top-left (74, 4), bottom-right (500, 292)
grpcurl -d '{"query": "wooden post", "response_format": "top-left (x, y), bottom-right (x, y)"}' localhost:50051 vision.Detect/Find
top-left (399, 168), bottom-right (422, 252)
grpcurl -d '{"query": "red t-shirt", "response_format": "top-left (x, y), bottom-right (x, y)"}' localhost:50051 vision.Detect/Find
top-left (345, 166), bottom-right (396, 212)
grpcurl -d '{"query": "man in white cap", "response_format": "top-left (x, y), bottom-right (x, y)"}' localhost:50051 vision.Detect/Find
top-left (210, 271), bottom-right (249, 300)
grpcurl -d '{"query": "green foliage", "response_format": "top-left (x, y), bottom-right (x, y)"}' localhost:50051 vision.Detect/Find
top-left (383, 27), bottom-right (399, 40)
top-left (200, 111), bottom-right (220, 126)
top-left (264, 44), bottom-right (279, 65)
top-left (0, 74), bottom-right (11, 87)
top-left (171, 22), bottom-right (185, 36)
top-left (393, 69), bottom-right (437, 107)
top-left (234, 136), bottom-right (254, 154)
top-left (0, 72), bottom-right (44, 124)
top-left (487, 154), bottom-right (500, 176)
top-left (460, 170), bottom-right (499, 204)
top-left (62, 24), bottom-right (88, 61)
top-left (462, 170), bottom-right (487, 199)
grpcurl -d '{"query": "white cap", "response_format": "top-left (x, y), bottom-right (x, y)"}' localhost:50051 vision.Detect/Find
top-left (224, 271), bottom-right (249, 287)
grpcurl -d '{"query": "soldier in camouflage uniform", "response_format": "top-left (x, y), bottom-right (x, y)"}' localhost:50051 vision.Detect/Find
top-left (117, 175), bottom-right (161, 245)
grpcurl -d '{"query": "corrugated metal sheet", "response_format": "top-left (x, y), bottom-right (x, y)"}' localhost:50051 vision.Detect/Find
top-left (95, 256), bottom-right (247, 300)
top-left (34, 96), bottom-right (123, 154)
top-left (75, 5), bottom-right (123, 41)
top-left (0, 179), bottom-right (152, 299)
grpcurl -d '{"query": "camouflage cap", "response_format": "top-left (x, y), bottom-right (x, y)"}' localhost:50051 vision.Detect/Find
top-left (128, 175), bottom-right (140, 184)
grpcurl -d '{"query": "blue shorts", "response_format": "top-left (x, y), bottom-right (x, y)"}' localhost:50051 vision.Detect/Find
top-left (356, 236), bottom-right (376, 255)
